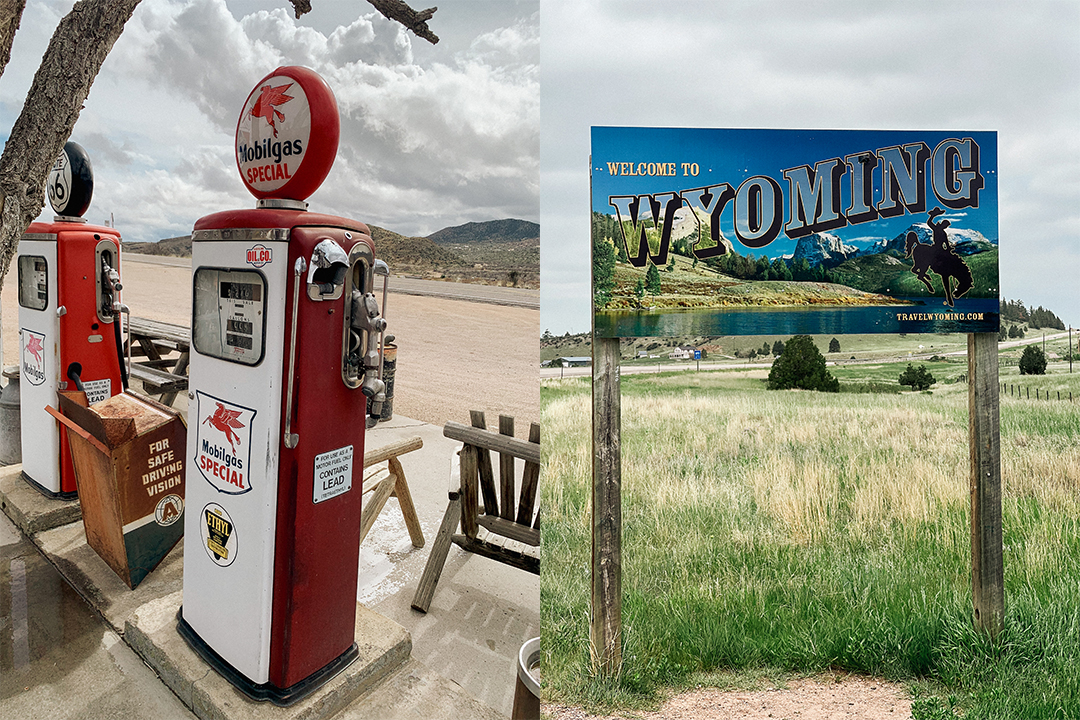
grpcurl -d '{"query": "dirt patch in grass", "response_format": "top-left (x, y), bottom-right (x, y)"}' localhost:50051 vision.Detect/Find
top-left (544, 675), bottom-right (912, 719)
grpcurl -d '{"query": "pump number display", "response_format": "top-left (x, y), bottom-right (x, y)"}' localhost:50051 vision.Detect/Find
top-left (193, 268), bottom-right (266, 365)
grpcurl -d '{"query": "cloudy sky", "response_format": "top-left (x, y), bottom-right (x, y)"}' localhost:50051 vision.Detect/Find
top-left (541, 1), bottom-right (1080, 333)
top-left (0, 0), bottom-right (538, 241)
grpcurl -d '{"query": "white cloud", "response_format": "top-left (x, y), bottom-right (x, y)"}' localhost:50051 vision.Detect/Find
top-left (541, 0), bottom-right (1080, 332)
top-left (5, 0), bottom-right (537, 242)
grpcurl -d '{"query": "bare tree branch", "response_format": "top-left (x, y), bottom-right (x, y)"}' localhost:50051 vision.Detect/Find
top-left (288, 0), bottom-right (438, 44)
top-left (0, 0), bottom-right (27, 79)
top-left (0, 0), bottom-right (142, 282)
top-left (367, 0), bottom-right (438, 43)
top-left (288, 0), bottom-right (312, 18)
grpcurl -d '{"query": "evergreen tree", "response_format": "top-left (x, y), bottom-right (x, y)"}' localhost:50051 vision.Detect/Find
top-left (772, 339), bottom-right (785, 356)
top-left (592, 233), bottom-right (615, 308)
top-left (791, 258), bottom-right (812, 281)
top-left (828, 337), bottom-right (841, 353)
top-left (615, 236), bottom-right (628, 263)
top-left (998, 325), bottom-right (1007, 341)
top-left (645, 263), bottom-right (662, 294)
top-left (767, 335), bottom-right (839, 392)
top-left (898, 364), bottom-right (936, 391)
top-left (1019, 345), bottom-right (1047, 375)
top-left (634, 278), bottom-right (645, 301)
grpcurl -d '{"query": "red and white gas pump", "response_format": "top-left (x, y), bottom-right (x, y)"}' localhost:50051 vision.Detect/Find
top-left (18, 141), bottom-right (126, 498)
top-left (178, 66), bottom-right (388, 705)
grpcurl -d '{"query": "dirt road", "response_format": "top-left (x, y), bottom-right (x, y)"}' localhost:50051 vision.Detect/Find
top-left (2, 259), bottom-right (539, 431)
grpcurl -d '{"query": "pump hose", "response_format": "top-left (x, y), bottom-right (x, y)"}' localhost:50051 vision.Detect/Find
top-left (66, 363), bottom-right (85, 393)
top-left (113, 316), bottom-right (129, 390)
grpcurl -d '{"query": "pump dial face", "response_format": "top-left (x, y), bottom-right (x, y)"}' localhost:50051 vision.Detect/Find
top-left (192, 268), bottom-right (266, 365)
top-left (17, 256), bottom-right (48, 311)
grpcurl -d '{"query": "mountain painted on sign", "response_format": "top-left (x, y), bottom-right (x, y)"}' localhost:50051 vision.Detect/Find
top-left (593, 208), bottom-right (998, 312)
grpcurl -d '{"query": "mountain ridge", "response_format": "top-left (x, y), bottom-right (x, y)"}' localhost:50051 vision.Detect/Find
top-left (122, 218), bottom-right (539, 288)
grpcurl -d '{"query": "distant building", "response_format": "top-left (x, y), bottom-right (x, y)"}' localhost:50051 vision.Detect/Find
top-left (554, 356), bottom-right (591, 367)
top-left (669, 345), bottom-right (697, 360)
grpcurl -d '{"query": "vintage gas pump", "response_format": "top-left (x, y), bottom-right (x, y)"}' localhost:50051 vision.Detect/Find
top-left (18, 141), bottom-right (127, 498)
top-left (178, 66), bottom-right (388, 705)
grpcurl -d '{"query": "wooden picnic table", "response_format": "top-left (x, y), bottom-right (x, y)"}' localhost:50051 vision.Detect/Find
top-left (125, 316), bottom-right (191, 406)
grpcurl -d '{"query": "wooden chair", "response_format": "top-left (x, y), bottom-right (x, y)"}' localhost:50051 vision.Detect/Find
top-left (359, 436), bottom-right (425, 549)
top-left (412, 411), bottom-right (540, 613)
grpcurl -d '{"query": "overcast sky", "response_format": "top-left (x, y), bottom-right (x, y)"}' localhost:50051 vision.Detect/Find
top-left (0, 0), bottom-right (538, 241)
top-left (541, 1), bottom-right (1080, 334)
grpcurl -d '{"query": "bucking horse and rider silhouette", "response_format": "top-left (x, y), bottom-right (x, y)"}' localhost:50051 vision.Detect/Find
top-left (904, 207), bottom-right (974, 307)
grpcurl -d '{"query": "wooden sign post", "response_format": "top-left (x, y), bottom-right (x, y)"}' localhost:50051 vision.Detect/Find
top-left (587, 332), bottom-right (1006, 673)
top-left (587, 127), bottom-right (1005, 670)
top-left (968, 332), bottom-right (1004, 636)
top-left (591, 336), bottom-right (622, 674)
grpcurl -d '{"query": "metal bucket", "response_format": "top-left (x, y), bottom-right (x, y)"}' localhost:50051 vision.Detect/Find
top-left (366, 342), bottom-right (396, 421)
top-left (0, 366), bottom-right (22, 465)
top-left (512, 636), bottom-right (540, 719)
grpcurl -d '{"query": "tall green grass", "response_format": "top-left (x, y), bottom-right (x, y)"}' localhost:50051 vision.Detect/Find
top-left (541, 371), bottom-right (1080, 718)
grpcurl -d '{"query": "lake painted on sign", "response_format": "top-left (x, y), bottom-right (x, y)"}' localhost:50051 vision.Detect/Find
top-left (594, 297), bottom-right (1000, 338)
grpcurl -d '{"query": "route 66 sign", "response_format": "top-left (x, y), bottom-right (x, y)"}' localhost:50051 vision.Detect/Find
top-left (47, 141), bottom-right (94, 218)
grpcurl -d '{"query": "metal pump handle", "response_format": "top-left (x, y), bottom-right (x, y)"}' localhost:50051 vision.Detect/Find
top-left (284, 257), bottom-right (306, 449)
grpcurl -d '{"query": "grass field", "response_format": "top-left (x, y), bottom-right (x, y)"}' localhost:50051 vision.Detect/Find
top-left (541, 366), bottom-right (1080, 719)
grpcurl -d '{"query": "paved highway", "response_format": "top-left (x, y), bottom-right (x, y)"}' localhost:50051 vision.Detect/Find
top-left (541, 331), bottom-right (1075, 379)
top-left (124, 253), bottom-right (538, 309)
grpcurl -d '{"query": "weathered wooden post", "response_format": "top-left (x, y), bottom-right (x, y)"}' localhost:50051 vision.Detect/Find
top-left (591, 336), bottom-right (622, 674)
top-left (968, 332), bottom-right (1004, 636)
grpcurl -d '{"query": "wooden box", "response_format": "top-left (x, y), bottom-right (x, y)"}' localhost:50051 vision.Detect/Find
top-left (49, 390), bottom-right (187, 589)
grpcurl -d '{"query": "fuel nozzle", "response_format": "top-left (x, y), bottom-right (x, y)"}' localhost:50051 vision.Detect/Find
top-left (101, 256), bottom-right (123, 317)
top-left (350, 289), bottom-right (386, 398)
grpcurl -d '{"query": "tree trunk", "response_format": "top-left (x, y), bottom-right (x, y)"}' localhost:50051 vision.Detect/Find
top-left (0, 0), bottom-right (142, 284)
top-left (0, 0), bottom-right (26, 79)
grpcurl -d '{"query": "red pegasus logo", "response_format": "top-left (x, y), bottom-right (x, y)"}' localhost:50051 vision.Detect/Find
top-left (249, 82), bottom-right (294, 138)
top-left (203, 403), bottom-right (245, 453)
top-left (26, 334), bottom-right (43, 364)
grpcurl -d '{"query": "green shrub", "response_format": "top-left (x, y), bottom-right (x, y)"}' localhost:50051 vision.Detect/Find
top-left (767, 335), bottom-right (839, 392)
top-left (899, 363), bottom-right (936, 391)
top-left (1019, 345), bottom-right (1047, 375)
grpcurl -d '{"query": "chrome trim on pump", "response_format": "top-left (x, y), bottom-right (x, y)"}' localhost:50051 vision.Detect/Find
top-left (192, 228), bottom-right (291, 243)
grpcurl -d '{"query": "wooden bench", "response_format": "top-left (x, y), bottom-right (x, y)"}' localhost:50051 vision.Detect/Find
top-left (359, 436), bottom-right (425, 548)
top-left (125, 317), bottom-right (191, 406)
top-left (128, 363), bottom-right (188, 397)
top-left (411, 411), bottom-right (539, 613)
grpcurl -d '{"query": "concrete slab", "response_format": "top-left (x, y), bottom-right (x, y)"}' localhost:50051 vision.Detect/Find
top-left (0, 463), bottom-right (81, 536)
top-left (34, 517), bottom-right (183, 630)
top-left (337, 659), bottom-right (505, 720)
top-left (361, 415), bottom-right (541, 716)
top-left (3, 413), bottom-right (538, 719)
top-left (126, 592), bottom-right (413, 720)
top-left (0, 511), bottom-right (197, 720)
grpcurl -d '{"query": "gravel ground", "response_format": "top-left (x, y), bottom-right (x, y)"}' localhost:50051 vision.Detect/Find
top-left (544, 675), bottom-right (913, 720)
top-left (2, 258), bottom-right (540, 431)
